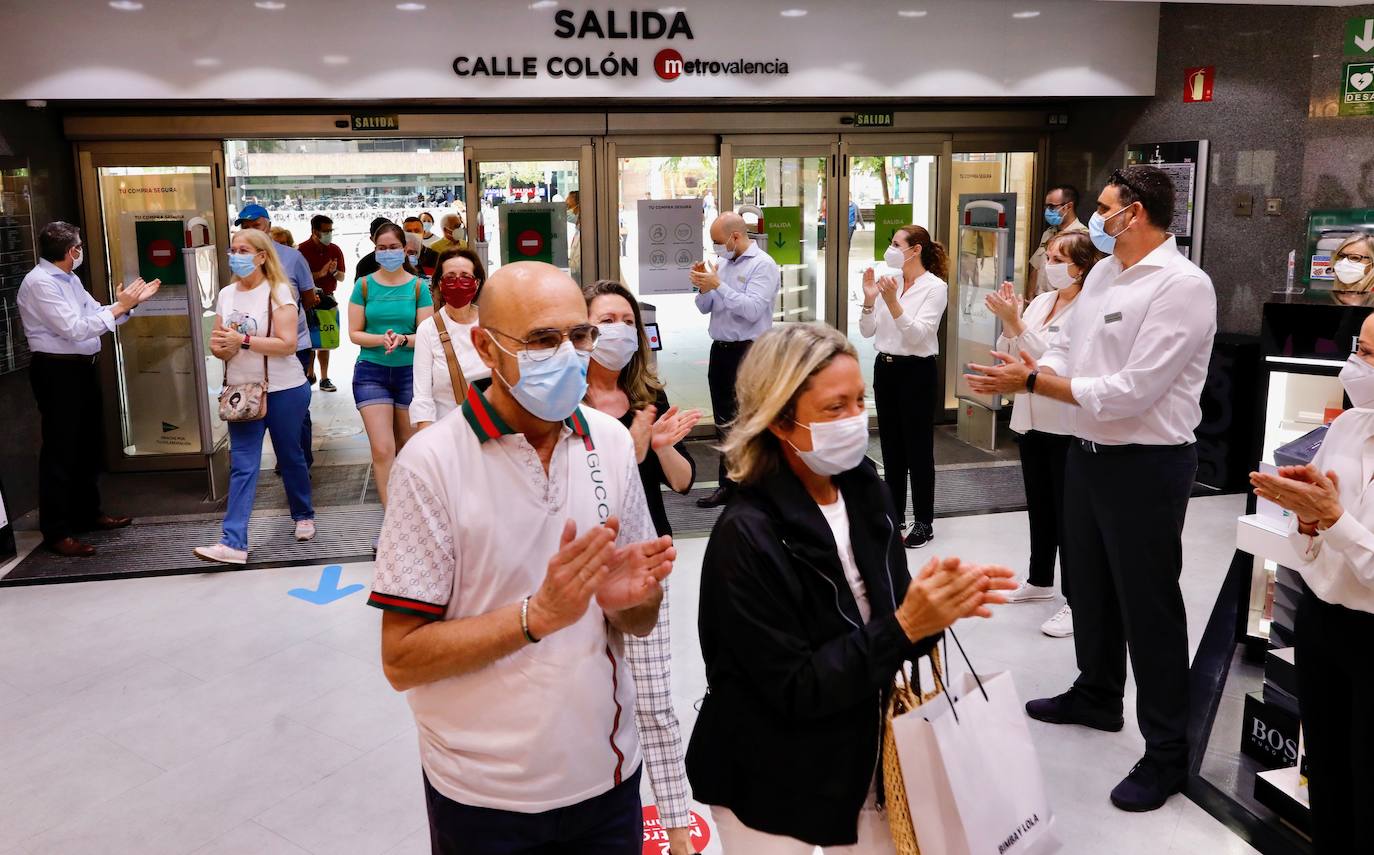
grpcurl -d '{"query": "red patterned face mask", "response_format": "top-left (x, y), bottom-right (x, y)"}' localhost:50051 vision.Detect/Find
top-left (439, 273), bottom-right (479, 309)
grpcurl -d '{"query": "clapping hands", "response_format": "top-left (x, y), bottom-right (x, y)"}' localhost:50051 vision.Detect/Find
top-left (115, 277), bottom-right (162, 311)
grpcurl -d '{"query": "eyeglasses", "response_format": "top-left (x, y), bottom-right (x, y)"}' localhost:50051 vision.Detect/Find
top-left (1337, 251), bottom-right (1373, 264)
top-left (486, 324), bottom-right (599, 361)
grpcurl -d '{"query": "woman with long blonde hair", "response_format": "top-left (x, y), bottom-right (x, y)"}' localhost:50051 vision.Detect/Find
top-left (195, 228), bottom-right (315, 565)
top-left (1331, 233), bottom-right (1374, 292)
top-left (687, 322), bottom-right (1015, 853)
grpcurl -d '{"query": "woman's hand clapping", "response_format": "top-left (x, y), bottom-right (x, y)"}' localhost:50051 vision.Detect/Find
top-left (895, 556), bottom-right (1017, 642)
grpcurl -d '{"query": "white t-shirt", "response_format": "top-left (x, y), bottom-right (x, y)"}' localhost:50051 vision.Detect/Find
top-left (369, 389), bottom-right (653, 812)
top-left (818, 494), bottom-right (871, 623)
top-left (409, 310), bottom-right (492, 426)
top-left (216, 281), bottom-right (306, 393)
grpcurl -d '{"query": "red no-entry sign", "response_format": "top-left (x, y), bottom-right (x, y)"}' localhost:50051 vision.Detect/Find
top-left (515, 229), bottom-right (546, 257)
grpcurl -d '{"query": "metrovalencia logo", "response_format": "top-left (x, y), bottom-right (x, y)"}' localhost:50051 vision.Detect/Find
top-left (653, 48), bottom-right (788, 81)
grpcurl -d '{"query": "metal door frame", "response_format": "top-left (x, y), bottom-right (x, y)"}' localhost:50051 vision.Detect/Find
top-left (74, 140), bottom-right (230, 474)
top-left (461, 136), bottom-right (598, 285)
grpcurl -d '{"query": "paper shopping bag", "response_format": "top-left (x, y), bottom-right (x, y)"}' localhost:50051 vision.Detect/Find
top-left (314, 308), bottom-right (341, 349)
top-left (927, 670), bottom-right (1060, 855)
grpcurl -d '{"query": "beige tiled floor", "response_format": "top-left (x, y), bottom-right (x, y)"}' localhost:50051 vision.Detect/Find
top-left (0, 496), bottom-right (1259, 854)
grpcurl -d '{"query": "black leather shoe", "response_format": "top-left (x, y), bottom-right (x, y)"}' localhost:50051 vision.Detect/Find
top-left (696, 485), bottom-right (733, 509)
top-left (1025, 689), bottom-right (1124, 732)
top-left (1110, 757), bottom-right (1186, 812)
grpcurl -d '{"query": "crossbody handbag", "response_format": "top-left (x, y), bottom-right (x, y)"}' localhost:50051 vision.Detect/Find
top-left (217, 286), bottom-right (276, 422)
top-left (430, 309), bottom-right (470, 403)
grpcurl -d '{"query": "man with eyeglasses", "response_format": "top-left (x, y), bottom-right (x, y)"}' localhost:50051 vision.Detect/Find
top-left (370, 260), bottom-right (674, 854)
top-left (967, 165), bottom-right (1216, 813)
top-left (17, 221), bottom-right (161, 556)
top-left (1028, 184), bottom-right (1088, 296)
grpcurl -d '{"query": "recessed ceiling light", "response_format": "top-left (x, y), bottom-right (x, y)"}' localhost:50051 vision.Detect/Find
top-left (254, 1), bottom-right (286, 9)
top-left (322, 55), bottom-right (350, 65)
top-left (396, 2), bottom-right (426, 9)
top-left (780, 8), bottom-right (807, 17)
top-left (1012, 10), bottom-right (1040, 19)
top-left (193, 57), bottom-right (222, 67)
top-left (529, 0), bottom-right (558, 7)
top-left (898, 9), bottom-right (927, 17)
top-left (108, 0), bottom-right (143, 10)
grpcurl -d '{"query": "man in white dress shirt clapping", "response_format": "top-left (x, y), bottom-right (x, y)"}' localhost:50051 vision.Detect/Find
top-left (17, 221), bottom-right (161, 557)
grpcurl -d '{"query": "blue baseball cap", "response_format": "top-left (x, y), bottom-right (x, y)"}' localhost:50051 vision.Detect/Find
top-left (235, 203), bottom-right (270, 225)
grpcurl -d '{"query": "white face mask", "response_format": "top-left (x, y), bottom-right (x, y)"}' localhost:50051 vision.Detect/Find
top-left (789, 413), bottom-right (869, 476)
top-left (590, 322), bottom-right (639, 372)
top-left (883, 244), bottom-right (913, 270)
top-left (1043, 262), bottom-right (1075, 290)
top-left (1333, 257), bottom-right (1369, 286)
top-left (71, 250), bottom-right (83, 270)
top-left (1340, 354), bottom-right (1374, 409)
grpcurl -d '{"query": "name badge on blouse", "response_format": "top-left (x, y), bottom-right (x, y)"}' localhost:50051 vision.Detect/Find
top-left (1048, 325), bottom-right (1061, 332)
top-left (1104, 312), bottom-right (1123, 324)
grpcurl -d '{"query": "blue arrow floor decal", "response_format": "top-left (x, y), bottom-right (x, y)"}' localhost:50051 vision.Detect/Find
top-left (289, 564), bottom-right (365, 605)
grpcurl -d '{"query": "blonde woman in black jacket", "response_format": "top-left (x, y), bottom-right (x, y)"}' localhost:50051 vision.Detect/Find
top-left (685, 323), bottom-right (1016, 852)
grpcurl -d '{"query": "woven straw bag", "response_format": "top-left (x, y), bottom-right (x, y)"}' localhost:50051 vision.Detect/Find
top-left (882, 647), bottom-right (944, 855)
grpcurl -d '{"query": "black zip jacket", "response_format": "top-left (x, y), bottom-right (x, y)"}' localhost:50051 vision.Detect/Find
top-left (685, 459), bottom-right (939, 846)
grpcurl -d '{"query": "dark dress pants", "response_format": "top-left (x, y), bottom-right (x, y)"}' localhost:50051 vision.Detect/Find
top-left (30, 353), bottom-right (105, 542)
top-left (873, 353), bottom-right (937, 526)
top-left (295, 348), bottom-right (315, 468)
top-left (424, 767), bottom-right (641, 855)
top-left (1295, 589), bottom-right (1374, 853)
top-left (1018, 429), bottom-right (1072, 598)
top-left (707, 340), bottom-right (751, 487)
top-left (1062, 442), bottom-right (1196, 771)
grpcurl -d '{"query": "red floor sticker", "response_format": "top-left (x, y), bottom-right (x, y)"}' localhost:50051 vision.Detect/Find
top-left (643, 806), bottom-right (711, 854)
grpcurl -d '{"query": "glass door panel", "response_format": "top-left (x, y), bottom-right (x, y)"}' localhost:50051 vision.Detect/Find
top-left (471, 156), bottom-right (581, 280)
top-left (95, 164), bottom-right (218, 458)
top-left (945, 150), bottom-right (1037, 411)
top-left (843, 154), bottom-right (940, 407)
top-left (612, 152), bottom-right (719, 420)
top-left (730, 155), bottom-right (827, 324)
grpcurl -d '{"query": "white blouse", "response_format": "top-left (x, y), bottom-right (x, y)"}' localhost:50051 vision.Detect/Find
top-left (857, 271), bottom-right (947, 357)
top-left (409, 310), bottom-right (492, 426)
top-left (1287, 407), bottom-right (1374, 614)
top-left (997, 290), bottom-right (1078, 437)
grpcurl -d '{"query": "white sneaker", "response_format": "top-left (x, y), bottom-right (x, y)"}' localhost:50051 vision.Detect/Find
top-left (1041, 604), bottom-right (1074, 638)
top-left (295, 520), bottom-right (316, 542)
top-left (1007, 582), bottom-right (1057, 603)
top-left (194, 543), bottom-right (247, 565)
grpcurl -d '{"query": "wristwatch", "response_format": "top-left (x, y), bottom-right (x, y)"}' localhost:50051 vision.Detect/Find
top-left (240, 334), bottom-right (251, 351)
top-left (1026, 370), bottom-right (1039, 393)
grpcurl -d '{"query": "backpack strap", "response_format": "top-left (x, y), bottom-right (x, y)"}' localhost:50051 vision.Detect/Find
top-left (431, 309), bottom-right (469, 403)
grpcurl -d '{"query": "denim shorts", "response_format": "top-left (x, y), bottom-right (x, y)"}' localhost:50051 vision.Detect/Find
top-left (353, 359), bottom-right (414, 409)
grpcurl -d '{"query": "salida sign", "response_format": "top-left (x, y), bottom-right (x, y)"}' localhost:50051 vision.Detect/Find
top-left (452, 8), bottom-right (788, 82)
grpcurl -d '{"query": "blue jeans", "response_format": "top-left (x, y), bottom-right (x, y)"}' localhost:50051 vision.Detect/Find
top-left (222, 382), bottom-right (314, 551)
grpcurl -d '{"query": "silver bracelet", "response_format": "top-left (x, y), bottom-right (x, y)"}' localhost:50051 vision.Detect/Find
top-left (520, 596), bottom-right (540, 644)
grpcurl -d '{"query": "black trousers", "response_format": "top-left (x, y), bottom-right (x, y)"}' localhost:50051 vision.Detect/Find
top-left (707, 339), bottom-right (752, 486)
top-left (1063, 441), bottom-right (1196, 770)
top-left (29, 353), bottom-right (105, 542)
top-left (873, 354), bottom-right (937, 525)
top-left (1295, 589), bottom-right (1374, 853)
top-left (295, 349), bottom-right (314, 468)
top-left (423, 767), bottom-right (642, 855)
top-left (1018, 430), bottom-right (1072, 597)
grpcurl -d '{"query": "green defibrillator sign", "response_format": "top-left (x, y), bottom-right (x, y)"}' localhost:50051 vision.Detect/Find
top-left (1340, 62), bottom-right (1374, 117)
top-left (760, 206), bottom-right (802, 265)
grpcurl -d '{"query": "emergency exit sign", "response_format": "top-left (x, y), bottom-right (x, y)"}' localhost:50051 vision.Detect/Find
top-left (351, 113), bottom-right (399, 131)
top-left (852, 111), bottom-right (893, 128)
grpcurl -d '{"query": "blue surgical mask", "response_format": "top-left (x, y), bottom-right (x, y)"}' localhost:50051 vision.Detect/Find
top-left (228, 252), bottom-right (258, 278)
top-left (1044, 207), bottom-right (1064, 227)
top-left (719, 238), bottom-right (738, 262)
top-left (488, 336), bottom-right (589, 423)
top-left (407, 253), bottom-right (420, 268)
top-left (1088, 207), bottom-right (1132, 255)
top-left (376, 248), bottom-right (406, 272)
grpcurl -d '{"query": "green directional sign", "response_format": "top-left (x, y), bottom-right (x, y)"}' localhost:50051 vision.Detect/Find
top-left (1340, 61), bottom-right (1374, 117)
top-left (1345, 17), bottom-right (1374, 56)
top-left (761, 205), bottom-right (802, 265)
top-left (872, 204), bottom-right (912, 262)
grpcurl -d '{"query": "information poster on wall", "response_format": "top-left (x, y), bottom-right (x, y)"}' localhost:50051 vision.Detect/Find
top-left (872, 204), bottom-right (911, 262)
top-left (1125, 140), bottom-right (1209, 264)
top-left (497, 202), bottom-right (568, 268)
top-left (760, 205), bottom-right (801, 266)
top-left (637, 198), bottom-right (703, 295)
